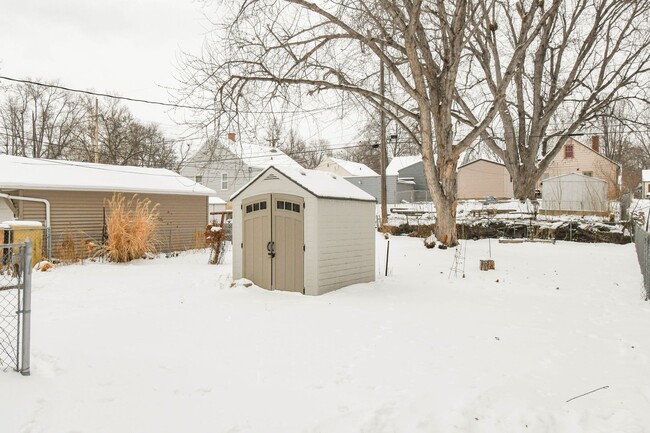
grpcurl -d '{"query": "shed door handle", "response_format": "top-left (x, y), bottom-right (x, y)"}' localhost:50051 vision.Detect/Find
top-left (267, 241), bottom-right (275, 258)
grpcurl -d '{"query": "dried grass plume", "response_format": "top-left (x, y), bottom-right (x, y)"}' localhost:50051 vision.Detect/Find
top-left (100, 193), bottom-right (160, 262)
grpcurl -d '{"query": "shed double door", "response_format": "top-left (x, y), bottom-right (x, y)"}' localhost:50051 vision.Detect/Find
top-left (242, 194), bottom-right (304, 293)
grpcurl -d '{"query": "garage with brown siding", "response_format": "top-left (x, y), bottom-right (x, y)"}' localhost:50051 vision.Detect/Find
top-left (0, 155), bottom-right (215, 258)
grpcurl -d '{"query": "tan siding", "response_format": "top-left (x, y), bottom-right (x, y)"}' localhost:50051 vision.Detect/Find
top-left (542, 138), bottom-right (620, 199)
top-left (457, 160), bottom-right (514, 199)
top-left (16, 190), bottom-right (207, 257)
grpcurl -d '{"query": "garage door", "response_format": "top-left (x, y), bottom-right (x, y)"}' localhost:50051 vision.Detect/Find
top-left (242, 194), bottom-right (304, 293)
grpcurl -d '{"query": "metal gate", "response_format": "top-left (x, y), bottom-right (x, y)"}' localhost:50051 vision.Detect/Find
top-left (0, 240), bottom-right (32, 375)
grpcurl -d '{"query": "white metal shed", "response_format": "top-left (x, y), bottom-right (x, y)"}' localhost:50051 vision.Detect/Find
top-left (231, 166), bottom-right (376, 295)
top-left (541, 173), bottom-right (608, 215)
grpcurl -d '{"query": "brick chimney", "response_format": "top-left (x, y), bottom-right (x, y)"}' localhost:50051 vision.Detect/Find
top-left (227, 132), bottom-right (236, 142)
top-left (591, 135), bottom-right (600, 153)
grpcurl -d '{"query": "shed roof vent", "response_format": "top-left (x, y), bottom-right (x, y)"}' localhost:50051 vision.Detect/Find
top-left (264, 173), bottom-right (279, 181)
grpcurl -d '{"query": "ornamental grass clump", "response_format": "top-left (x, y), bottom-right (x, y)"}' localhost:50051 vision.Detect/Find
top-left (102, 193), bottom-right (159, 262)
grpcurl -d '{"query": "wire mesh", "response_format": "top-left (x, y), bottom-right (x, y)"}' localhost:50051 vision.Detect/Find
top-left (0, 244), bottom-right (23, 372)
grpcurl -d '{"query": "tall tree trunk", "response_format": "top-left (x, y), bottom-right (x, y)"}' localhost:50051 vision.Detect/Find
top-left (511, 165), bottom-right (539, 199)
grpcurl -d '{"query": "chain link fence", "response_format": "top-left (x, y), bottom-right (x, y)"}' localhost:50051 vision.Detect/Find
top-left (633, 224), bottom-right (650, 301)
top-left (395, 190), bottom-right (432, 204)
top-left (0, 240), bottom-right (32, 375)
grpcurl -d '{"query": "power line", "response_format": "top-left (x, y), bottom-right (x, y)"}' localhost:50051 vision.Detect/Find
top-left (0, 74), bottom-right (346, 115)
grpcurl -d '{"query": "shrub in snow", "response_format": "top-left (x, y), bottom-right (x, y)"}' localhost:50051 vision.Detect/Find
top-left (205, 223), bottom-right (226, 264)
top-left (424, 233), bottom-right (437, 249)
top-left (99, 193), bottom-right (160, 263)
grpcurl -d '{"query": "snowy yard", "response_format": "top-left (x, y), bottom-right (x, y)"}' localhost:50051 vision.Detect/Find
top-left (2, 234), bottom-right (650, 433)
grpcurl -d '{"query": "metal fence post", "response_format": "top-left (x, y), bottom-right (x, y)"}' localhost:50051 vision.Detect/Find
top-left (646, 232), bottom-right (650, 301)
top-left (20, 239), bottom-right (32, 376)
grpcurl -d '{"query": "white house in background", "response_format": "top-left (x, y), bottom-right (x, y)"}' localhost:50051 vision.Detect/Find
top-left (540, 173), bottom-right (608, 216)
top-left (316, 157), bottom-right (378, 177)
top-left (231, 166), bottom-right (376, 295)
top-left (180, 134), bottom-right (303, 202)
top-left (641, 169), bottom-right (650, 198)
top-left (315, 157), bottom-right (393, 203)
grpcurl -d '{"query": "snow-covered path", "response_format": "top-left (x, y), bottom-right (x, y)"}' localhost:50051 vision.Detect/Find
top-left (1, 235), bottom-right (649, 433)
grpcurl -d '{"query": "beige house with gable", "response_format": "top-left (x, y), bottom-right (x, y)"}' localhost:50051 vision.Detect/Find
top-left (541, 136), bottom-right (621, 199)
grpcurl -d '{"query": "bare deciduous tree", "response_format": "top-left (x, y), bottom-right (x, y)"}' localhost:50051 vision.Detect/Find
top-left (0, 81), bottom-right (85, 158)
top-left (466, 0), bottom-right (650, 199)
top-left (178, 0), bottom-right (552, 245)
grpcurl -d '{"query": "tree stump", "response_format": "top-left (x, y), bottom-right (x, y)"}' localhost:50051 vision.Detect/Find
top-left (480, 259), bottom-right (495, 271)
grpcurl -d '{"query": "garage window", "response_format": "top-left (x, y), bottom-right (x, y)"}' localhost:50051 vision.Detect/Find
top-left (277, 200), bottom-right (301, 213)
top-left (246, 200), bottom-right (267, 213)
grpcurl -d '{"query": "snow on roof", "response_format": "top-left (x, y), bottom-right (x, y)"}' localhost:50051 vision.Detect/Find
top-left (226, 142), bottom-right (303, 170)
top-left (232, 166), bottom-right (376, 202)
top-left (327, 157), bottom-right (378, 176)
top-left (208, 196), bottom-right (227, 205)
top-left (643, 169), bottom-right (650, 182)
top-left (0, 154), bottom-right (215, 196)
top-left (386, 155), bottom-right (422, 176)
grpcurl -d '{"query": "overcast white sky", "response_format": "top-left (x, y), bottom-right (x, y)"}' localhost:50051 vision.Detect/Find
top-left (0, 0), bottom-right (360, 148)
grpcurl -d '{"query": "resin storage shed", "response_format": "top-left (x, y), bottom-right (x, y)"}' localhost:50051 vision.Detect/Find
top-left (231, 166), bottom-right (376, 295)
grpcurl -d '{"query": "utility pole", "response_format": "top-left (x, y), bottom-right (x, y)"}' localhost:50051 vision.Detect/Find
top-left (93, 98), bottom-right (99, 163)
top-left (379, 46), bottom-right (388, 226)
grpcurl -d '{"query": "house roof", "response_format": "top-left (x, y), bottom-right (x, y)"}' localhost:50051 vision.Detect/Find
top-left (208, 196), bottom-right (227, 205)
top-left (233, 142), bottom-right (303, 170)
top-left (326, 157), bottom-right (378, 176)
top-left (0, 154), bottom-right (215, 196)
top-left (458, 158), bottom-right (506, 170)
top-left (386, 155), bottom-right (422, 176)
top-left (231, 166), bottom-right (376, 202)
top-left (642, 169), bottom-right (650, 182)
top-left (191, 140), bottom-right (303, 170)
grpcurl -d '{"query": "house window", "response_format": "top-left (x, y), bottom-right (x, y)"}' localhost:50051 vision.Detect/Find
top-left (195, 175), bottom-right (203, 184)
top-left (221, 173), bottom-right (228, 190)
top-left (564, 144), bottom-right (574, 159)
top-left (583, 171), bottom-right (593, 177)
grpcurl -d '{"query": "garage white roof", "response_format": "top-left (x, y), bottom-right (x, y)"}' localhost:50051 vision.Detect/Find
top-left (327, 157), bottom-right (378, 176)
top-left (386, 155), bottom-right (422, 176)
top-left (0, 154), bottom-right (215, 196)
top-left (232, 166), bottom-right (376, 202)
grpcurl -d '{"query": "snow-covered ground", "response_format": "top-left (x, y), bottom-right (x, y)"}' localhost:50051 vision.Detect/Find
top-left (2, 235), bottom-right (649, 433)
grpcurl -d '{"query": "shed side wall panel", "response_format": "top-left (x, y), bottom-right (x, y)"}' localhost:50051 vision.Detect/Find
top-left (316, 199), bottom-right (375, 295)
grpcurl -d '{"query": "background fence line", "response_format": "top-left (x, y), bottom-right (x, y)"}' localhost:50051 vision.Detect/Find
top-left (633, 224), bottom-right (650, 301)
